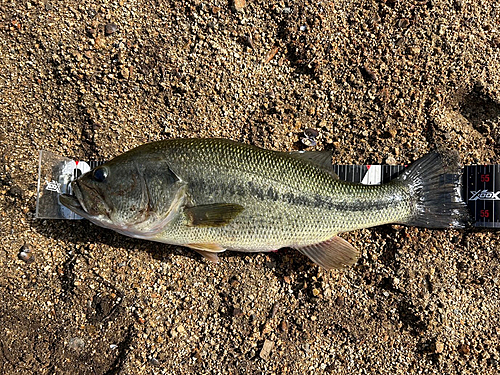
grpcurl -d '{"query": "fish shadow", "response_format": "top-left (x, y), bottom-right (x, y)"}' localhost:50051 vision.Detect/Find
top-left (31, 216), bottom-right (314, 274)
top-left (31, 217), bottom-right (197, 262)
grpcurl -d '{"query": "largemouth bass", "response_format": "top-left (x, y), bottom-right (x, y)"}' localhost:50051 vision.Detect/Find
top-left (60, 138), bottom-right (468, 269)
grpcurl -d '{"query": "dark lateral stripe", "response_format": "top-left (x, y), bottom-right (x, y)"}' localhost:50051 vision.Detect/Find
top-left (189, 178), bottom-right (404, 213)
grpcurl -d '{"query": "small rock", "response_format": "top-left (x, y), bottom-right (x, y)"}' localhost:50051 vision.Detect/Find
top-left (270, 302), bottom-right (279, 318)
top-left (233, 0), bottom-right (246, 11)
top-left (67, 337), bottom-right (85, 351)
top-left (8, 185), bottom-right (23, 199)
top-left (398, 18), bottom-right (410, 28)
top-left (304, 128), bottom-right (319, 139)
top-left (149, 357), bottom-right (161, 366)
top-left (105, 23), bottom-right (118, 36)
top-left (177, 324), bottom-right (187, 336)
top-left (435, 341), bottom-right (444, 354)
top-left (120, 66), bottom-right (130, 79)
top-left (361, 65), bottom-right (378, 82)
top-left (385, 156), bottom-right (397, 165)
top-left (386, 128), bottom-right (397, 138)
top-left (280, 319), bottom-right (288, 332)
top-left (458, 343), bottom-right (470, 355)
top-left (408, 46), bottom-right (421, 55)
top-left (261, 322), bottom-right (272, 335)
top-left (18, 244), bottom-right (35, 264)
top-left (263, 46), bottom-right (279, 64)
top-left (232, 307), bottom-right (243, 317)
top-left (259, 339), bottom-right (274, 360)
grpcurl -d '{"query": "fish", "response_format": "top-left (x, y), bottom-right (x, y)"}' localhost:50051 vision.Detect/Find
top-left (59, 138), bottom-right (469, 270)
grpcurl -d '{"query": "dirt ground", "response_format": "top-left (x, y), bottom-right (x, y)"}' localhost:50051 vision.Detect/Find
top-left (1, 0), bottom-right (500, 373)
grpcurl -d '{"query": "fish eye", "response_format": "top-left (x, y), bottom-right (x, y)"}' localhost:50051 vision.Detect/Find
top-left (92, 166), bottom-right (108, 182)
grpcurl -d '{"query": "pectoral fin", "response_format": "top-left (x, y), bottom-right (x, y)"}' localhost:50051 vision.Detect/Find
top-left (186, 243), bottom-right (226, 263)
top-left (294, 236), bottom-right (359, 270)
top-left (184, 203), bottom-right (244, 227)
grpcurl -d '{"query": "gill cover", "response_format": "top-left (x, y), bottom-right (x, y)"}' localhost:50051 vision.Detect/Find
top-left (63, 151), bottom-right (187, 238)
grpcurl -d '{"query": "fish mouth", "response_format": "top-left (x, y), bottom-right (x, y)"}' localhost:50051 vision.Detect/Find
top-left (59, 182), bottom-right (90, 218)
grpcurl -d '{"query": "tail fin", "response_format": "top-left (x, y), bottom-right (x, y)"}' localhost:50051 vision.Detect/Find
top-left (397, 151), bottom-right (470, 229)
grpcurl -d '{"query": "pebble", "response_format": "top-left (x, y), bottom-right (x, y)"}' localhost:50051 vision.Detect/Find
top-left (385, 156), bottom-right (397, 165)
top-left (8, 185), bottom-right (23, 199)
top-left (458, 344), bottom-right (470, 355)
top-left (259, 339), bottom-right (274, 360)
top-left (301, 128), bottom-right (319, 147)
top-left (18, 244), bottom-right (35, 264)
top-left (149, 357), bottom-right (161, 366)
top-left (300, 137), bottom-right (316, 147)
top-left (67, 337), bottom-right (85, 351)
top-left (435, 341), bottom-right (444, 353)
top-left (120, 66), bottom-right (130, 79)
top-left (398, 18), bottom-right (410, 28)
top-left (270, 302), bottom-right (279, 318)
top-left (233, 0), bottom-right (246, 12)
top-left (280, 319), bottom-right (288, 332)
top-left (105, 23), bottom-right (118, 36)
top-left (177, 324), bottom-right (187, 336)
top-left (335, 296), bottom-right (344, 306)
top-left (232, 307), bottom-right (244, 317)
top-left (264, 46), bottom-right (279, 64)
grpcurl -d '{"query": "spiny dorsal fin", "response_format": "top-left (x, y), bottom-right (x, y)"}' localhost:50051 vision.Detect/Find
top-left (288, 151), bottom-right (338, 179)
top-left (294, 236), bottom-right (359, 270)
top-left (184, 203), bottom-right (244, 227)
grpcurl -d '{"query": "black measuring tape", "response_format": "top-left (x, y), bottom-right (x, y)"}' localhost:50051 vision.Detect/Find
top-left (333, 165), bottom-right (500, 229)
top-left (463, 165), bottom-right (500, 228)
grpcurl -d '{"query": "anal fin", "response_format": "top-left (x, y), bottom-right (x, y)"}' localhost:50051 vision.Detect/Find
top-left (186, 243), bottom-right (226, 263)
top-left (294, 236), bottom-right (359, 270)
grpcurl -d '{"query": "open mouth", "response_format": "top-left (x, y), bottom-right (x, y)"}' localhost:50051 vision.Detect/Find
top-left (59, 182), bottom-right (89, 218)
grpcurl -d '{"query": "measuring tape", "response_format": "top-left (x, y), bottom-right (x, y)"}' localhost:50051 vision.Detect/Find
top-left (463, 165), bottom-right (500, 228)
top-left (36, 150), bottom-right (500, 227)
top-left (333, 164), bottom-right (500, 229)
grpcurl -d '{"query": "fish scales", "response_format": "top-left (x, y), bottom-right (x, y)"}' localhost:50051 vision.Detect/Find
top-left (156, 139), bottom-right (411, 250)
top-left (60, 138), bottom-right (469, 269)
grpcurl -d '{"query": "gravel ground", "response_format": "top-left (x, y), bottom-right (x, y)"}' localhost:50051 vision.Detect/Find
top-left (1, 0), bottom-right (500, 373)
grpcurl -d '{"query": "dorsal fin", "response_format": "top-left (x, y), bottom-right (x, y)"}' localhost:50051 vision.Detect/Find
top-left (288, 151), bottom-right (338, 179)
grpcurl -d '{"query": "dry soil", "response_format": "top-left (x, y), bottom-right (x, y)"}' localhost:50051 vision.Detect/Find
top-left (1, 0), bottom-right (500, 374)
